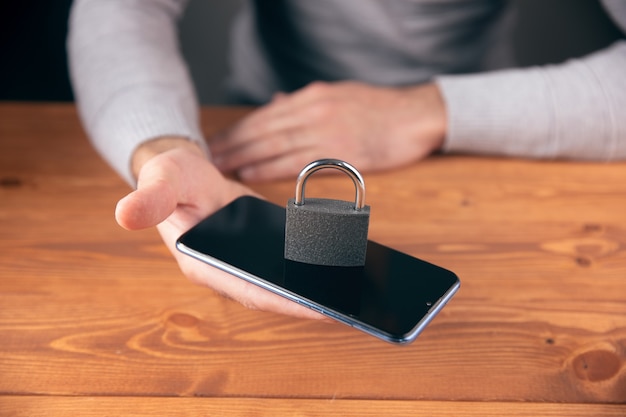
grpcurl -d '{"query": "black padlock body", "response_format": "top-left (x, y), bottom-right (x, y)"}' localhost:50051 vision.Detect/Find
top-left (285, 197), bottom-right (370, 267)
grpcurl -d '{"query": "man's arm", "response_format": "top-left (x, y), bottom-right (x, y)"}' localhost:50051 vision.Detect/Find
top-left (210, 37), bottom-right (626, 183)
top-left (209, 4), bottom-right (626, 180)
top-left (67, 0), bottom-right (206, 185)
top-left (68, 0), bottom-right (323, 319)
top-left (436, 40), bottom-right (626, 161)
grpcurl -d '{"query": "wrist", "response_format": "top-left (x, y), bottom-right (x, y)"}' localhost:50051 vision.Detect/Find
top-left (131, 136), bottom-right (206, 181)
top-left (406, 83), bottom-right (447, 154)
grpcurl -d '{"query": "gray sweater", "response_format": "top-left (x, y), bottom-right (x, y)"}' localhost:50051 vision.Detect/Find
top-left (68, 0), bottom-right (626, 185)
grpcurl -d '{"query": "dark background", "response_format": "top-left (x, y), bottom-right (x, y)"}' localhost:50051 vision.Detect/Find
top-left (0, 0), bottom-right (623, 104)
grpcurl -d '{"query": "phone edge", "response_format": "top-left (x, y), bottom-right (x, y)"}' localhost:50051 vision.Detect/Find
top-left (176, 239), bottom-right (459, 345)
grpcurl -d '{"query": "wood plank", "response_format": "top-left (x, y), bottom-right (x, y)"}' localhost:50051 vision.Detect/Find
top-left (1, 397), bottom-right (625, 417)
top-left (1, 104), bottom-right (625, 404)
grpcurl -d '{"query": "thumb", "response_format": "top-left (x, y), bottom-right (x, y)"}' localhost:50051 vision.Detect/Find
top-left (115, 159), bottom-right (179, 230)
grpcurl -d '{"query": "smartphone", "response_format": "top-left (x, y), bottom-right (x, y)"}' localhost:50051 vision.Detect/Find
top-left (176, 196), bottom-right (460, 344)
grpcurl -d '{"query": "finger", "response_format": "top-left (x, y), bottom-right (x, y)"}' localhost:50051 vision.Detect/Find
top-left (115, 162), bottom-right (179, 230)
top-left (238, 279), bottom-right (329, 321)
top-left (210, 101), bottom-right (299, 153)
top-left (210, 85), bottom-right (329, 154)
top-left (213, 127), bottom-right (314, 173)
top-left (238, 149), bottom-right (321, 182)
top-left (156, 215), bottom-right (327, 321)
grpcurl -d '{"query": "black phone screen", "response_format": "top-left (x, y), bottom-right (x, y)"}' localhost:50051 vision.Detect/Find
top-left (176, 196), bottom-right (459, 344)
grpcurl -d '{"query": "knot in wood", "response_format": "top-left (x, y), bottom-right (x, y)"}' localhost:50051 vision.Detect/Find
top-left (572, 349), bottom-right (621, 382)
top-left (167, 313), bottom-right (199, 328)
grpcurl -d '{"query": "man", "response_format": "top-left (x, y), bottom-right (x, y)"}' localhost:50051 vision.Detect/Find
top-left (68, 0), bottom-right (626, 318)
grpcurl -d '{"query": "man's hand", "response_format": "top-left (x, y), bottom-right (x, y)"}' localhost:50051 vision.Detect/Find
top-left (209, 81), bottom-right (446, 181)
top-left (116, 137), bottom-right (323, 319)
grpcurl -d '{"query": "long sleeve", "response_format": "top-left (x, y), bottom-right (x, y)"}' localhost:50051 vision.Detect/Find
top-left (436, 4), bottom-right (626, 161)
top-left (67, 0), bottom-right (206, 185)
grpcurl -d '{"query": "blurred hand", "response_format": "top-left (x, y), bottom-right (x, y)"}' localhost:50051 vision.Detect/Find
top-left (210, 81), bottom-right (446, 181)
top-left (115, 138), bottom-right (323, 320)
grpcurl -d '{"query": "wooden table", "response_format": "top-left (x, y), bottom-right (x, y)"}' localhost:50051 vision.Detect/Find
top-left (1, 103), bottom-right (624, 416)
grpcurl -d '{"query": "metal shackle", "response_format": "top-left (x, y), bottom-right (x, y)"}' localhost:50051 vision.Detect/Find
top-left (294, 159), bottom-right (366, 210)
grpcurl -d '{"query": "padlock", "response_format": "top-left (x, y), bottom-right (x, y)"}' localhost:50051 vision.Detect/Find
top-left (284, 159), bottom-right (370, 267)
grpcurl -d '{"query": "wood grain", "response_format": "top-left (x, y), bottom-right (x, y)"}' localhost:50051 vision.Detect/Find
top-left (0, 103), bottom-right (624, 412)
top-left (1, 397), bottom-right (625, 417)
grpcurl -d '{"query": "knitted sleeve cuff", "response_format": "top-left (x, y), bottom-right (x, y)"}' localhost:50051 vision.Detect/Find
top-left (435, 41), bottom-right (626, 161)
top-left (88, 85), bottom-right (207, 186)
